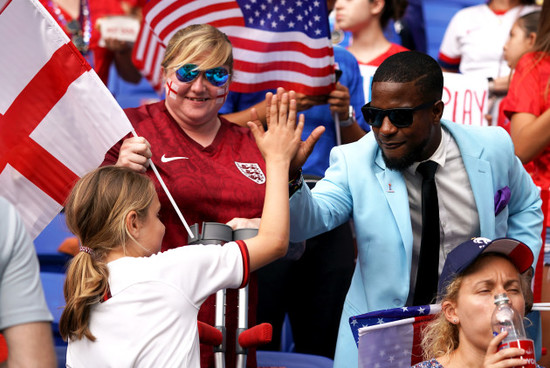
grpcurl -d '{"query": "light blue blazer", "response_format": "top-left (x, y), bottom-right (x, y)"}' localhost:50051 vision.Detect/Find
top-left (289, 120), bottom-right (543, 368)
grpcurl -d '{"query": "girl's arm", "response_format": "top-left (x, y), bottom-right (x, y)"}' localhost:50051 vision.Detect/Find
top-left (244, 92), bottom-right (304, 271)
top-left (510, 108), bottom-right (550, 163)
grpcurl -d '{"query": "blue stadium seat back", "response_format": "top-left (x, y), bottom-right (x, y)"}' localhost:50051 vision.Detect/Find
top-left (280, 313), bottom-right (295, 352)
top-left (107, 64), bottom-right (160, 109)
top-left (56, 344), bottom-right (67, 368)
top-left (36, 217), bottom-right (69, 367)
top-left (34, 213), bottom-right (73, 273)
top-left (40, 272), bottom-right (65, 336)
top-left (257, 351), bottom-right (334, 368)
top-left (41, 270), bottom-right (68, 367)
top-left (422, 0), bottom-right (484, 59)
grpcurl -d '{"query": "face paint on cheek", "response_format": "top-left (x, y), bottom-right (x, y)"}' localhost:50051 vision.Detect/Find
top-left (216, 86), bottom-right (229, 105)
top-left (165, 80), bottom-right (179, 99)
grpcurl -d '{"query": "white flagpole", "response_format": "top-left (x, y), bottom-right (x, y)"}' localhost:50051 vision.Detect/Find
top-left (131, 130), bottom-right (194, 239)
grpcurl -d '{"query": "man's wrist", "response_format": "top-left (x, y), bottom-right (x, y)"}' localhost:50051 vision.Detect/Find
top-left (289, 168), bottom-right (303, 197)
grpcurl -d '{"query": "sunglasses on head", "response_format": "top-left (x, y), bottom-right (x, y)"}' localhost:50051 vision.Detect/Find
top-left (175, 64), bottom-right (230, 87)
top-left (361, 100), bottom-right (438, 128)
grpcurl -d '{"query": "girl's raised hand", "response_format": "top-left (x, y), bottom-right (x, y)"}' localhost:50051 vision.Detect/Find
top-left (248, 91), bottom-right (304, 164)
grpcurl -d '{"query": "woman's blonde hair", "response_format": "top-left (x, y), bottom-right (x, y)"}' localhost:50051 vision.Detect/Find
top-left (420, 253), bottom-right (530, 360)
top-left (420, 276), bottom-right (462, 359)
top-left (161, 24), bottom-right (233, 73)
top-left (59, 166), bottom-right (156, 341)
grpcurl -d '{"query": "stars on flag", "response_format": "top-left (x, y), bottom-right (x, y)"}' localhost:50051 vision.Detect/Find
top-left (238, 0), bottom-right (326, 38)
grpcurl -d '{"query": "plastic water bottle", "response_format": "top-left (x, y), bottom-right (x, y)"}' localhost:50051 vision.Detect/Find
top-left (491, 293), bottom-right (536, 368)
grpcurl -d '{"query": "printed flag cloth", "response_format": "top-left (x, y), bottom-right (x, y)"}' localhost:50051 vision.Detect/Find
top-left (133, 0), bottom-right (335, 95)
top-left (0, 0), bottom-right (133, 238)
top-left (350, 304), bottom-right (441, 368)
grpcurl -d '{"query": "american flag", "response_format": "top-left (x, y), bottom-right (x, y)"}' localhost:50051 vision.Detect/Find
top-left (133, 0), bottom-right (335, 95)
top-left (350, 305), bottom-right (440, 368)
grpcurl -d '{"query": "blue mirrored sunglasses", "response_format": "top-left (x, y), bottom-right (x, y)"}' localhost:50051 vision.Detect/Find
top-left (361, 100), bottom-right (438, 128)
top-left (175, 64), bottom-right (230, 87)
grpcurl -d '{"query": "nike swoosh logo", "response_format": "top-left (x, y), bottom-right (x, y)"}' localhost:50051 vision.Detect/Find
top-left (160, 154), bottom-right (189, 163)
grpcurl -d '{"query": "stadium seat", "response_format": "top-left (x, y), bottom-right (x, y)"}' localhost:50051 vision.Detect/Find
top-left (280, 313), bottom-right (296, 353)
top-left (34, 213), bottom-right (73, 273)
top-left (34, 213), bottom-right (71, 367)
top-left (40, 272), bottom-right (67, 368)
top-left (257, 351), bottom-right (334, 368)
top-left (107, 65), bottom-right (160, 109)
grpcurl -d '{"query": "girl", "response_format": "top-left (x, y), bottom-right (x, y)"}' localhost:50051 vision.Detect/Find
top-left (498, 10), bottom-right (540, 131)
top-left (59, 92), bottom-right (307, 367)
top-left (503, 11), bottom-right (540, 70)
top-left (333, 0), bottom-right (408, 102)
top-left (334, 0), bottom-right (408, 66)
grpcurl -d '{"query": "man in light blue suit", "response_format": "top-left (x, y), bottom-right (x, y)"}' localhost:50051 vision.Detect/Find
top-left (287, 51), bottom-right (543, 368)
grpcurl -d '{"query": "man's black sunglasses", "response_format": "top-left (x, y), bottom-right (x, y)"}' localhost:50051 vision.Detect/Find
top-left (361, 100), bottom-right (438, 128)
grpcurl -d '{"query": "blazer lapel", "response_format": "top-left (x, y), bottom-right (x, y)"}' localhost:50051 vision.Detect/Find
top-left (375, 153), bottom-right (413, 251)
top-left (445, 121), bottom-right (496, 239)
top-left (463, 155), bottom-right (495, 239)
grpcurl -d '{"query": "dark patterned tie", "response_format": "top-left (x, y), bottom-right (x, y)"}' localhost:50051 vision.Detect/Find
top-left (413, 160), bottom-right (440, 305)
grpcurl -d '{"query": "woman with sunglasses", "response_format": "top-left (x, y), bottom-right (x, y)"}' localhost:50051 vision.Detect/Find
top-left (103, 24), bottom-right (296, 367)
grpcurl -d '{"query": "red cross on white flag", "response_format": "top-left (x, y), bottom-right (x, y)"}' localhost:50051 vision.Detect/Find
top-left (0, 0), bottom-right (133, 238)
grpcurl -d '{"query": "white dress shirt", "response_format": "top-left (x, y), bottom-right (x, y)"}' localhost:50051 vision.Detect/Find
top-left (404, 126), bottom-right (480, 304)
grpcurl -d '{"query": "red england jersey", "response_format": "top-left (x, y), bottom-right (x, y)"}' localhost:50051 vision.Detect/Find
top-left (104, 100), bottom-right (266, 250)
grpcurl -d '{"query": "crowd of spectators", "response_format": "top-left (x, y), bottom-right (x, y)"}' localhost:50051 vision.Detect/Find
top-left (3, 0), bottom-right (550, 367)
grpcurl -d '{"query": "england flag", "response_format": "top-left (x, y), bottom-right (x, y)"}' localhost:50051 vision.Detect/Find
top-left (0, 0), bottom-right (133, 237)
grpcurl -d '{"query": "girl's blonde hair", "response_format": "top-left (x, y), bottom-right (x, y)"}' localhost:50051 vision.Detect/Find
top-left (420, 253), bottom-right (530, 360)
top-left (59, 166), bottom-right (156, 341)
top-left (161, 24), bottom-right (233, 73)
